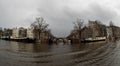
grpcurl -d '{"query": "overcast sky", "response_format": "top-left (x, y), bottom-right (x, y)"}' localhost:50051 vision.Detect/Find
top-left (0, 0), bottom-right (120, 37)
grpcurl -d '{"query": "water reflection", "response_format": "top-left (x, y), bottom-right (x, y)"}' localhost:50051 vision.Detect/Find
top-left (0, 40), bottom-right (119, 66)
top-left (8, 42), bottom-right (52, 53)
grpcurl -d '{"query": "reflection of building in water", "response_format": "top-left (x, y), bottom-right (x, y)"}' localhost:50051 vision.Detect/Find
top-left (50, 44), bottom-right (71, 54)
top-left (34, 44), bottom-right (51, 52)
top-left (9, 42), bottom-right (34, 52)
top-left (9, 42), bottom-right (51, 52)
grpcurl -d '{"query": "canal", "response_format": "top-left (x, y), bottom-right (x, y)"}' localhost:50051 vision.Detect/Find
top-left (0, 40), bottom-right (119, 66)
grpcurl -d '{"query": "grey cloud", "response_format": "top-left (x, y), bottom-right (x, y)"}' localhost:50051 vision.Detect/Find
top-left (0, 0), bottom-right (119, 37)
top-left (63, 3), bottom-right (118, 25)
top-left (88, 3), bottom-right (117, 22)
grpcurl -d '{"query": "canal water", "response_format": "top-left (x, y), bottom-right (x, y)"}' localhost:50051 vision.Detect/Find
top-left (0, 40), bottom-right (120, 66)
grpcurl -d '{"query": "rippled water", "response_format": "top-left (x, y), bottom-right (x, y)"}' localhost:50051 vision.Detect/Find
top-left (0, 40), bottom-right (120, 66)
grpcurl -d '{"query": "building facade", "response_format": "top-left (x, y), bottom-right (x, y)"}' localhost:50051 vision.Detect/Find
top-left (88, 20), bottom-right (106, 37)
top-left (12, 27), bottom-right (27, 38)
top-left (27, 28), bottom-right (35, 39)
top-left (106, 26), bottom-right (113, 38)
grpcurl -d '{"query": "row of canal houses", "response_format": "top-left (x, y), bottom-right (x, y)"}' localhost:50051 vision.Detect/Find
top-left (0, 27), bottom-right (55, 43)
top-left (67, 20), bottom-right (120, 43)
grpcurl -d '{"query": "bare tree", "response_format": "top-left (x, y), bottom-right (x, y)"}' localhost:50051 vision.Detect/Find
top-left (31, 17), bottom-right (49, 40)
top-left (73, 18), bottom-right (84, 43)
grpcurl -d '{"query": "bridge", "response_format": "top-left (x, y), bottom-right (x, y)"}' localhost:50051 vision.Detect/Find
top-left (51, 37), bottom-right (72, 44)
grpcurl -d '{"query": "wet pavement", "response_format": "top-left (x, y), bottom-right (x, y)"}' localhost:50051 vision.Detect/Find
top-left (0, 40), bottom-right (120, 66)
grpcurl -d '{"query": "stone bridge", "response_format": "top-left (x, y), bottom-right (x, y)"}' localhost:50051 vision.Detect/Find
top-left (50, 37), bottom-right (72, 44)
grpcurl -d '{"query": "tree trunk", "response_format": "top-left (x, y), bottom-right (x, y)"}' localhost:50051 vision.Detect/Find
top-left (79, 31), bottom-right (81, 44)
top-left (39, 31), bottom-right (41, 43)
